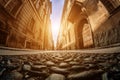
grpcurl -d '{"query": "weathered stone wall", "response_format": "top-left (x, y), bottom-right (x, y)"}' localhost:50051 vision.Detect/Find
top-left (88, 1), bottom-right (109, 32)
top-left (57, 0), bottom-right (120, 49)
top-left (87, 1), bottom-right (120, 47)
top-left (94, 11), bottom-right (120, 47)
top-left (0, 0), bottom-right (53, 50)
top-left (6, 0), bottom-right (42, 49)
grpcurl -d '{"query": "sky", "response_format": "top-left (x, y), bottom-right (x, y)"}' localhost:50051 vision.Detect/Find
top-left (50, 0), bottom-right (64, 47)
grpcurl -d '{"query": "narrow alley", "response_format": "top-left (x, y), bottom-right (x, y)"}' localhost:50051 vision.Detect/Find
top-left (0, 0), bottom-right (120, 80)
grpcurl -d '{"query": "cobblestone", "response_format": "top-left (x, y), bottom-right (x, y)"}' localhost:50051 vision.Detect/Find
top-left (0, 53), bottom-right (120, 80)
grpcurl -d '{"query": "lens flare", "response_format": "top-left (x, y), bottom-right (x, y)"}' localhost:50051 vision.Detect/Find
top-left (51, 21), bottom-right (60, 47)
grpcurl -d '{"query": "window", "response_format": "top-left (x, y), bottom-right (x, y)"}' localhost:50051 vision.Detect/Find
top-left (100, 0), bottom-right (120, 14)
top-left (0, 0), bottom-right (22, 17)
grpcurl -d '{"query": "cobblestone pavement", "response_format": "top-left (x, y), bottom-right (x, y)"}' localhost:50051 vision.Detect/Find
top-left (0, 52), bottom-right (120, 80)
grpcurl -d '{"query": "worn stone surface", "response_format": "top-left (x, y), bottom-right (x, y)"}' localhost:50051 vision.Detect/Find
top-left (59, 62), bottom-right (69, 68)
top-left (50, 66), bottom-right (69, 74)
top-left (69, 65), bottom-right (87, 72)
top-left (27, 78), bottom-right (36, 80)
top-left (2, 71), bottom-right (23, 80)
top-left (0, 53), bottom-right (120, 80)
top-left (31, 65), bottom-right (47, 71)
top-left (67, 70), bottom-right (104, 80)
top-left (23, 64), bottom-right (31, 71)
top-left (69, 61), bottom-right (79, 65)
top-left (46, 61), bottom-right (56, 66)
top-left (46, 74), bottom-right (65, 80)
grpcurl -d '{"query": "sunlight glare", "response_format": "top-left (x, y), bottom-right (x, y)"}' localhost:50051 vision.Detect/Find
top-left (51, 21), bottom-right (60, 47)
top-left (50, 0), bottom-right (64, 48)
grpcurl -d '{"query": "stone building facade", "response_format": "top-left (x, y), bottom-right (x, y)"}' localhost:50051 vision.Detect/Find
top-left (0, 0), bottom-right (53, 50)
top-left (57, 0), bottom-right (120, 50)
top-left (43, 0), bottom-right (54, 50)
